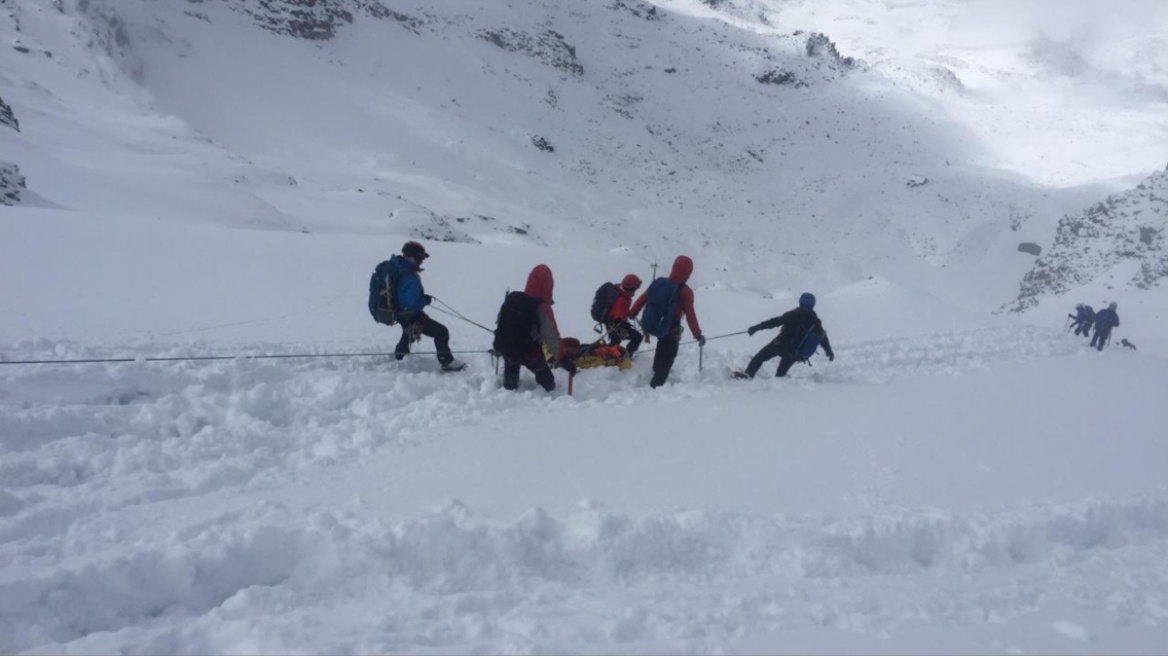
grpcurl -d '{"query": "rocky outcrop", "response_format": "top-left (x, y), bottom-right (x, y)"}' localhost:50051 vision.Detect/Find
top-left (1005, 171), bottom-right (1168, 311)
top-left (479, 28), bottom-right (584, 76)
top-left (0, 95), bottom-right (18, 132)
top-left (803, 32), bottom-right (858, 69)
top-left (0, 162), bottom-right (26, 205)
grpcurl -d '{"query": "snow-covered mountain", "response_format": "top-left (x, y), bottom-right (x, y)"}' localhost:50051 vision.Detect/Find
top-left (2, 0), bottom-right (1168, 653)
top-left (5, 0), bottom-right (1098, 283)
top-left (1008, 171), bottom-right (1168, 312)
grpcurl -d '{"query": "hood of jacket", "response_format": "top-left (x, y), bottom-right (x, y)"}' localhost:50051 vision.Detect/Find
top-left (388, 254), bottom-right (418, 273)
top-left (525, 264), bottom-right (554, 303)
top-left (667, 255), bottom-right (693, 284)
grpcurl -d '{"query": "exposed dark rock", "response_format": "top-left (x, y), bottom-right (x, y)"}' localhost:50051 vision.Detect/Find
top-left (531, 135), bottom-right (555, 152)
top-left (479, 28), bottom-right (583, 76)
top-left (755, 69), bottom-right (806, 87)
top-left (0, 96), bottom-right (18, 132)
top-left (0, 162), bottom-right (26, 206)
top-left (608, 0), bottom-right (662, 20)
top-left (1017, 242), bottom-right (1042, 256)
top-left (225, 0), bottom-right (424, 40)
top-left (906, 176), bottom-right (929, 188)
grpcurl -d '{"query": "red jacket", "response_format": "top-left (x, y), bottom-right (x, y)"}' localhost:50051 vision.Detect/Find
top-left (524, 264), bottom-right (566, 360)
top-left (606, 286), bottom-right (635, 322)
top-left (629, 256), bottom-right (702, 338)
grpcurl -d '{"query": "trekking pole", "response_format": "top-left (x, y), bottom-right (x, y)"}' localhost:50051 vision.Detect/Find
top-left (568, 371), bottom-right (575, 396)
top-left (699, 342), bottom-right (704, 372)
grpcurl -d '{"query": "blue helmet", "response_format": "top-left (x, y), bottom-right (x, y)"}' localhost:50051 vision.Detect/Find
top-left (799, 292), bottom-right (816, 309)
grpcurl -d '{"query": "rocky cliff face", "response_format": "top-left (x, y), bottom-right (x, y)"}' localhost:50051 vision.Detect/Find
top-left (0, 95), bottom-right (19, 132)
top-left (1006, 171), bottom-right (1168, 311)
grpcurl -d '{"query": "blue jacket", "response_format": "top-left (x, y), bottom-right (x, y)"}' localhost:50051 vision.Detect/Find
top-left (1074, 306), bottom-right (1094, 323)
top-left (369, 255), bottom-right (430, 320)
top-left (1094, 308), bottom-right (1119, 330)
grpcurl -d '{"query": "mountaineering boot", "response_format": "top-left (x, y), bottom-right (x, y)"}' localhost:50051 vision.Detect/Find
top-left (731, 370), bottom-right (751, 380)
top-left (441, 359), bottom-right (467, 372)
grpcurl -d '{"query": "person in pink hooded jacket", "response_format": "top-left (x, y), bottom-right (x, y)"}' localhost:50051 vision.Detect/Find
top-left (492, 264), bottom-right (577, 391)
top-left (629, 255), bottom-right (704, 388)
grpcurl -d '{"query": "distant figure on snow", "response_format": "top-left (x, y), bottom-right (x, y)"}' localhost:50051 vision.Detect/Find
top-left (734, 292), bottom-right (835, 379)
top-left (591, 274), bottom-right (644, 357)
top-left (629, 255), bottom-right (704, 388)
top-left (1069, 303), bottom-right (1095, 337)
top-left (1091, 302), bottom-right (1120, 351)
top-left (493, 264), bottom-right (578, 392)
top-left (368, 241), bottom-right (465, 372)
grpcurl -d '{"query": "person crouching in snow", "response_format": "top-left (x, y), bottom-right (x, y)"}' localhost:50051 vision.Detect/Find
top-left (603, 274), bottom-right (644, 357)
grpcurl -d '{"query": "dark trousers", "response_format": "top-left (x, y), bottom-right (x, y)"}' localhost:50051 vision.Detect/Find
top-left (649, 331), bottom-right (681, 388)
top-left (503, 356), bottom-right (555, 391)
top-left (1091, 327), bottom-right (1111, 351)
top-left (1073, 322), bottom-right (1092, 337)
top-left (395, 313), bottom-right (452, 365)
top-left (744, 340), bottom-right (799, 378)
top-left (606, 320), bottom-right (643, 355)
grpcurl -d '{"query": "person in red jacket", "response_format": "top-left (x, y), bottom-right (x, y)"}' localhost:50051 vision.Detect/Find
top-left (493, 264), bottom-right (577, 392)
top-left (629, 255), bottom-right (704, 388)
top-left (604, 274), bottom-right (644, 356)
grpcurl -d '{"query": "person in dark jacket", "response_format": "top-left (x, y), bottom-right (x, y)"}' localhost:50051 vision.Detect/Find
top-left (368, 241), bottom-right (464, 371)
top-left (1091, 302), bottom-right (1120, 351)
top-left (1069, 303), bottom-right (1095, 337)
top-left (735, 292), bottom-right (835, 379)
top-left (496, 264), bottom-right (577, 391)
top-left (603, 274), bottom-right (644, 357)
top-left (629, 255), bottom-right (704, 388)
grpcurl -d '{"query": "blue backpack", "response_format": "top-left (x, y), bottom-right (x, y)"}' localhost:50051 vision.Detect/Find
top-left (639, 278), bottom-right (681, 337)
top-left (794, 327), bottom-right (822, 362)
top-left (368, 261), bottom-right (405, 326)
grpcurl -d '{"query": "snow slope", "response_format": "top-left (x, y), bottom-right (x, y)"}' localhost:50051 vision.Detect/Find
top-left (2, 0), bottom-right (1168, 653)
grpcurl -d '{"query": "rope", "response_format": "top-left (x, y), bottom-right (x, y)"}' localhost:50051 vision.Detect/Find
top-left (636, 330), bottom-right (748, 355)
top-left (0, 349), bottom-right (494, 366)
top-left (430, 297), bottom-right (496, 334)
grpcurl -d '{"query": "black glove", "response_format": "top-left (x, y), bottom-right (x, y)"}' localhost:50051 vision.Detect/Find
top-left (696, 335), bottom-right (707, 347)
top-left (826, 350), bottom-right (835, 362)
top-left (561, 360), bottom-right (578, 375)
top-left (747, 325), bottom-right (758, 336)
top-left (423, 294), bottom-right (433, 306)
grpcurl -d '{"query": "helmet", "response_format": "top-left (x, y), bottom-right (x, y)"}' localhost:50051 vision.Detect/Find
top-left (799, 292), bottom-right (816, 309)
top-left (620, 274), bottom-right (642, 290)
top-left (1108, 301), bottom-right (1118, 310)
top-left (402, 241), bottom-right (428, 261)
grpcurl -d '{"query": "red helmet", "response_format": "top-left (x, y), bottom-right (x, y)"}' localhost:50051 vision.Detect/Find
top-left (620, 274), bottom-right (642, 290)
top-left (402, 241), bottom-right (429, 261)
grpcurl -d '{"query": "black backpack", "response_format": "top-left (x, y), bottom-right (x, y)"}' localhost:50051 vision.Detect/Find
top-left (590, 282), bottom-right (620, 323)
top-left (493, 291), bottom-right (542, 358)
